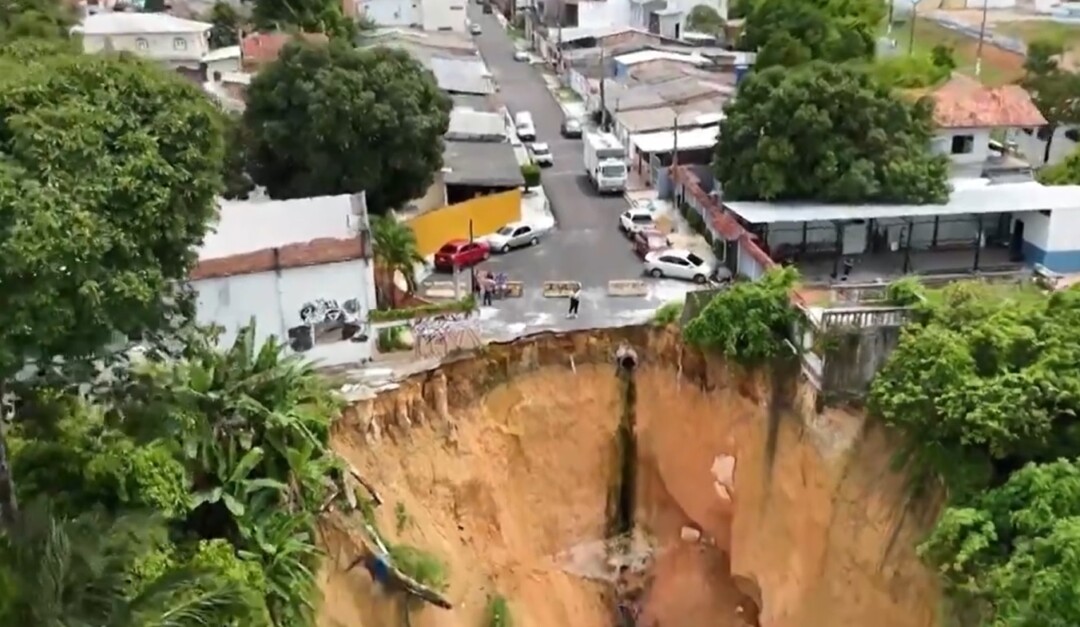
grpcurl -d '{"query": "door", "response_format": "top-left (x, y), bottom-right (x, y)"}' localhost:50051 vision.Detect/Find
top-left (513, 226), bottom-right (531, 246)
top-left (1010, 219), bottom-right (1025, 261)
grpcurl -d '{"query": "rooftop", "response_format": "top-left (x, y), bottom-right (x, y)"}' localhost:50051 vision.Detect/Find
top-left (450, 93), bottom-right (495, 112)
top-left (193, 193), bottom-right (368, 280)
top-left (362, 27), bottom-right (476, 53)
top-left (910, 75), bottom-right (1047, 129)
top-left (75, 12), bottom-right (211, 35)
top-left (202, 45), bottom-right (241, 62)
top-left (611, 94), bottom-right (729, 133)
top-left (724, 180), bottom-right (1080, 224)
top-left (549, 25), bottom-right (644, 44)
top-left (605, 76), bottom-right (734, 111)
top-left (631, 124), bottom-right (720, 153)
top-left (241, 32), bottom-right (328, 66)
top-left (429, 56), bottom-right (495, 95)
top-left (443, 141), bottom-right (526, 187)
top-left (446, 109), bottom-right (506, 141)
top-left (614, 49), bottom-right (709, 67)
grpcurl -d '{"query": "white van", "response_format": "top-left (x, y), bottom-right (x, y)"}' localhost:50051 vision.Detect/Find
top-left (515, 111), bottom-right (536, 142)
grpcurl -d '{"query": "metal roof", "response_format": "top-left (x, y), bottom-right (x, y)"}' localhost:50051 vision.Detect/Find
top-left (429, 56), bottom-right (495, 95)
top-left (631, 125), bottom-right (720, 153)
top-left (75, 12), bottom-right (211, 35)
top-left (446, 109), bottom-right (506, 141)
top-left (443, 141), bottom-right (525, 187)
top-left (724, 181), bottom-right (1080, 224)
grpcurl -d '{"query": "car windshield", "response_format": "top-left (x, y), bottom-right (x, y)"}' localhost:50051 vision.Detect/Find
top-left (686, 253), bottom-right (705, 266)
top-left (496, 226), bottom-right (515, 235)
top-left (601, 164), bottom-right (626, 178)
top-left (439, 244), bottom-right (459, 254)
top-left (632, 215), bottom-right (653, 224)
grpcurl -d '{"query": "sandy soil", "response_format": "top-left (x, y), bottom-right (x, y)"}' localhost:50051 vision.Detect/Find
top-left (315, 328), bottom-right (941, 627)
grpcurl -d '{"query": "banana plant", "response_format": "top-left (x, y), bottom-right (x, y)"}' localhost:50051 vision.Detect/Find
top-left (190, 447), bottom-right (286, 518)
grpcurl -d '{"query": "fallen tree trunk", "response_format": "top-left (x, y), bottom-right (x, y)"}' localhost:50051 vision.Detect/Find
top-left (346, 550), bottom-right (453, 610)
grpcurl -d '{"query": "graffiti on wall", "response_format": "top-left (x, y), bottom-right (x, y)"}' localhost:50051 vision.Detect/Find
top-left (287, 297), bottom-right (368, 353)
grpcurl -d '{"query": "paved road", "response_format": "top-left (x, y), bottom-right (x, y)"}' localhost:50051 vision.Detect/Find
top-left (467, 4), bottom-right (638, 289)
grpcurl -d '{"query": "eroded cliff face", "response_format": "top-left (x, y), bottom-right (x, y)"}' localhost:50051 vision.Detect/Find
top-left (316, 327), bottom-right (940, 627)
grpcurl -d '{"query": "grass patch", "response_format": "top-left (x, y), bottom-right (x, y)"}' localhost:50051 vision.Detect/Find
top-left (369, 296), bottom-right (475, 323)
top-left (652, 301), bottom-right (684, 326)
top-left (394, 502), bottom-right (411, 534)
top-left (556, 87), bottom-right (582, 102)
top-left (377, 326), bottom-right (409, 352)
top-left (885, 17), bottom-right (1024, 85)
top-left (995, 19), bottom-right (1080, 51)
top-left (485, 594), bottom-right (513, 627)
top-left (388, 545), bottom-right (449, 591)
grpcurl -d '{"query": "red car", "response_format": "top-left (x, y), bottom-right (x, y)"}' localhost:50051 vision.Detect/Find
top-left (434, 239), bottom-right (490, 271)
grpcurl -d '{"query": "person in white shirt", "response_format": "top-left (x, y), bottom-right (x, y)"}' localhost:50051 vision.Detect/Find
top-left (567, 283), bottom-right (581, 318)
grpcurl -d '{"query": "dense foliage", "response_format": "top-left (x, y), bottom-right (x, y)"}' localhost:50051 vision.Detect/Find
top-left (742, 0), bottom-right (883, 67)
top-left (242, 40), bottom-right (451, 213)
top-left (869, 46), bottom-right (955, 89)
top-left (2, 327), bottom-right (345, 626)
top-left (252, 0), bottom-right (355, 40)
top-left (1019, 40), bottom-right (1080, 166)
top-left (714, 62), bottom-right (949, 204)
top-left (683, 267), bottom-right (799, 363)
top-left (685, 4), bottom-right (725, 36)
top-left (869, 281), bottom-right (1080, 624)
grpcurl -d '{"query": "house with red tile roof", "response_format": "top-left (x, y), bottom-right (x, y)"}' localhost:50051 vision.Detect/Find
top-left (240, 31), bottom-right (329, 71)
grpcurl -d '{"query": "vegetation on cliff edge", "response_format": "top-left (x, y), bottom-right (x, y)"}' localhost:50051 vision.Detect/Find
top-left (868, 281), bottom-right (1080, 625)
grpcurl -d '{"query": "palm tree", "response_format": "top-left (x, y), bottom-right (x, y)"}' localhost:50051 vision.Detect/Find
top-left (0, 499), bottom-right (249, 627)
top-left (371, 216), bottom-right (424, 306)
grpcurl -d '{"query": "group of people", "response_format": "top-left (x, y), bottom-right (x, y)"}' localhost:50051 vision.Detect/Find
top-left (472, 270), bottom-right (583, 318)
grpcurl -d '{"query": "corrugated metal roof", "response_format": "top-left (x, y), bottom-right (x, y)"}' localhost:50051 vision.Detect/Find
top-left (724, 181), bottom-right (1080, 224)
top-left (76, 12), bottom-right (211, 35)
top-left (631, 125), bottom-right (720, 153)
top-left (447, 109), bottom-right (506, 140)
top-left (430, 56), bottom-right (495, 95)
top-left (615, 49), bottom-right (708, 66)
top-left (443, 141), bottom-right (525, 187)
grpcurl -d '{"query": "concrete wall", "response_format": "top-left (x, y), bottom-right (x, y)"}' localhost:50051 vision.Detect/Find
top-left (193, 259), bottom-right (378, 367)
top-left (931, 128), bottom-right (992, 167)
top-left (821, 325), bottom-right (904, 397)
top-left (422, 0), bottom-right (468, 31)
top-left (1021, 209), bottom-right (1080, 272)
top-left (83, 31), bottom-right (209, 65)
top-left (358, 0), bottom-right (421, 26)
top-left (407, 188), bottom-right (522, 255)
top-left (578, 0), bottom-right (633, 28)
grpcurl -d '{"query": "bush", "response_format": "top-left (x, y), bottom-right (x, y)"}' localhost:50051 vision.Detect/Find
top-left (377, 326), bottom-right (408, 352)
top-left (885, 276), bottom-right (926, 306)
top-left (389, 545), bottom-right (448, 591)
top-left (485, 594), bottom-right (513, 627)
top-left (683, 266), bottom-right (799, 363)
top-left (368, 296), bottom-right (475, 323)
top-left (521, 164), bottom-right (541, 190)
top-left (652, 301), bottom-right (684, 327)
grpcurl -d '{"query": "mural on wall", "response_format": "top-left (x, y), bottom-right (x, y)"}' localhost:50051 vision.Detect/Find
top-left (287, 297), bottom-right (368, 353)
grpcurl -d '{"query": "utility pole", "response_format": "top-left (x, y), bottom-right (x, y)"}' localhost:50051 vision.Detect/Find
top-left (974, 0), bottom-right (990, 77)
top-left (672, 113), bottom-right (680, 168)
top-left (908, 0), bottom-right (923, 56)
top-left (556, 0), bottom-right (564, 72)
top-left (599, 47), bottom-right (607, 130)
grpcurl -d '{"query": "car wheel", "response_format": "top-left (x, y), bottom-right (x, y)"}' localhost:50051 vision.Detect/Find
top-left (530, 237), bottom-right (539, 246)
top-left (650, 268), bottom-right (663, 278)
top-left (693, 274), bottom-right (707, 284)
top-left (501, 244), bottom-right (511, 253)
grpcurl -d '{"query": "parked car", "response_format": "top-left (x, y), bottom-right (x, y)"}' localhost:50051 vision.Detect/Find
top-left (633, 228), bottom-right (670, 258)
top-left (1066, 127), bottom-right (1080, 142)
top-left (643, 249), bottom-right (715, 284)
top-left (470, 22), bottom-right (482, 35)
top-left (619, 207), bottom-right (655, 235)
top-left (513, 50), bottom-right (529, 62)
top-left (434, 239), bottom-right (490, 271)
top-left (530, 142), bottom-right (553, 166)
top-left (561, 117), bottom-right (582, 138)
top-left (485, 221), bottom-right (545, 252)
top-left (515, 111), bottom-right (536, 142)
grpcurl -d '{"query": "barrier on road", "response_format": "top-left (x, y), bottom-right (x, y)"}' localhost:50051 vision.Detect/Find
top-left (543, 280), bottom-right (582, 298)
top-left (423, 281), bottom-right (462, 299)
top-left (503, 281), bottom-right (525, 298)
top-left (607, 280), bottom-right (648, 297)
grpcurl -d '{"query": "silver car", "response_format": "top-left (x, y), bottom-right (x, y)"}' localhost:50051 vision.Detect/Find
top-left (486, 221), bottom-right (543, 253)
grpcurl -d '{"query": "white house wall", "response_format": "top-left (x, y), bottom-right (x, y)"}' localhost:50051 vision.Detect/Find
top-left (931, 128), bottom-right (992, 166)
top-left (421, 0), bottom-right (467, 31)
top-left (358, 0), bottom-right (421, 26)
top-left (578, 0), bottom-right (633, 28)
top-left (194, 259), bottom-right (378, 367)
top-left (82, 32), bottom-right (209, 65)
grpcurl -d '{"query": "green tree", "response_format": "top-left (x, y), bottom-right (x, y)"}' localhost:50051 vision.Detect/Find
top-left (0, 500), bottom-right (250, 626)
top-left (521, 163), bottom-right (541, 190)
top-left (0, 0), bottom-right (76, 43)
top-left (372, 217), bottom-right (424, 303)
top-left (685, 4), bottom-right (725, 35)
top-left (222, 112), bottom-right (256, 199)
top-left (870, 52), bottom-right (952, 88)
top-left (252, 0), bottom-right (355, 40)
top-left (683, 266), bottom-right (799, 363)
top-left (1039, 143), bottom-right (1080, 184)
top-left (742, 0), bottom-right (879, 66)
top-left (207, 0), bottom-right (242, 49)
top-left (714, 61), bottom-right (949, 203)
top-left (1023, 68), bottom-right (1080, 165)
top-left (242, 40), bottom-right (451, 213)
top-left (0, 50), bottom-right (224, 528)
top-left (1024, 39), bottom-right (1063, 77)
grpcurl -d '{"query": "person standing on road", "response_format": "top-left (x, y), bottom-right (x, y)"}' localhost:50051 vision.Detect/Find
top-left (567, 283), bottom-right (581, 318)
top-left (482, 273), bottom-right (495, 307)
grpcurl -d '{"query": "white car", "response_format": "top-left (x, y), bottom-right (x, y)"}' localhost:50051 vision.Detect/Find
top-left (470, 22), bottom-right (482, 35)
top-left (485, 221), bottom-right (546, 252)
top-left (644, 249), bottom-right (715, 284)
top-left (619, 208), bottom-right (655, 235)
top-left (530, 142), bottom-right (553, 166)
top-left (513, 50), bottom-right (529, 62)
top-left (515, 111), bottom-right (536, 142)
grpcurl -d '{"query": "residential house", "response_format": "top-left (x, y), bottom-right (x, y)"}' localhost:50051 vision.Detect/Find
top-left (202, 44), bottom-right (242, 77)
top-left (191, 193), bottom-right (377, 366)
top-left (356, 0), bottom-right (468, 32)
top-left (528, 0), bottom-right (727, 44)
top-left (74, 12), bottom-right (212, 68)
top-left (629, 0), bottom-right (728, 38)
top-left (912, 74), bottom-right (1047, 179)
top-left (240, 32), bottom-right (329, 71)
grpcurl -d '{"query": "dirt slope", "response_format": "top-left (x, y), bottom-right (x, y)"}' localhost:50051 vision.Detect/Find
top-left (316, 327), bottom-right (940, 627)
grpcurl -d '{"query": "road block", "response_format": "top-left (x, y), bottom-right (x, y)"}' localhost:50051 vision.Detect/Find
top-left (607, 279), bottom-right (648, 297)
top-left (542, 280), bottom-right (581, 298)
top-left (423, 281), bottom-right (460, 299)
top-left (503, 281), bottom-right (525, 298)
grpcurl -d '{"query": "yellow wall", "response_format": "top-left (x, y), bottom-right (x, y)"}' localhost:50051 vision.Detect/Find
top-left (407, 189), bottom-right (522, 256)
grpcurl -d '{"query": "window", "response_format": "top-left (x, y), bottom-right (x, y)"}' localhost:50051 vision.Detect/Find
top-left (514, 227), bottom-right (530, 236)
top-left (173, 37), bottom-right (187, 50)
top-left (135, 37), bottom-right (149, 50)
top-left (950, 135), bottom-right (974, 155)
top-left (686, 253), bottom-right (704, 266)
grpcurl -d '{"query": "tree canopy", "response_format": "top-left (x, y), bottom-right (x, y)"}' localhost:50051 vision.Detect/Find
top-left (241, 40), bottom-right (451, 214)
top-left (742, 0), bottom-right (883, 67)
top-left (252, 0), bottom-right (356, 40)
top-left (685, 4), bottom-right (725, 36)
top-left (207, 0), bottom-right (243, 49)
top-left (869, 46), bottom-right (954, 89)
top-left (869, 281), bottom-right (1080, 625)
top-left (713, 61), bottom-right (949, 203)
